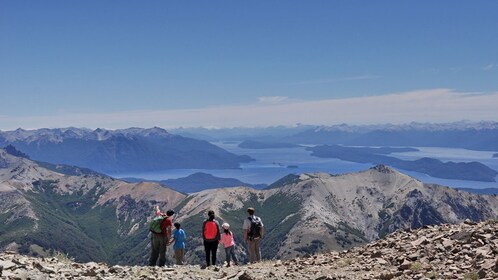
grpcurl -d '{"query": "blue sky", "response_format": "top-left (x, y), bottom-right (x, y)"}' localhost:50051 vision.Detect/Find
top-left (1, 1), bottom-right (497, 129)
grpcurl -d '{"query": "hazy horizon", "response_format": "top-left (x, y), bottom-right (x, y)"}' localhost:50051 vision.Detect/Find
top-left (2, 118), bottom-right (498, 132)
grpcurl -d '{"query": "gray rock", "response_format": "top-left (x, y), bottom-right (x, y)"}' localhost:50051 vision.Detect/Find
top-left (0, 260), bottom-right (15, 270)
top-left (109, 265), bottom-right (126, 274)
top-left (82, 268), bottom-right (99, 277)
top-left (370, 251), bottom-right (382, 258)
top-left (399, 259), bottom-right (413, 271)
top-left (238, 271), bottom-right (254, 280)
top-left (315, 276), bottom-right (335, 280)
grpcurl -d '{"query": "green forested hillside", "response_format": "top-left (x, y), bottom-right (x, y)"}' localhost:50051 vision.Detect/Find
top-left (0, 180), bottom-right (151, 264)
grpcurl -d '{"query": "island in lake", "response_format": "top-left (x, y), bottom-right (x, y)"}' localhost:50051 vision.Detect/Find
top-left (238, 140), bottom-right (301, 149)
top-left (306, 145), bottom-right (498, 182)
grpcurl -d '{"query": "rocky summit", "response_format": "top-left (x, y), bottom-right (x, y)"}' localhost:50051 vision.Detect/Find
top-left (1, 220), bottom-right (497, 280)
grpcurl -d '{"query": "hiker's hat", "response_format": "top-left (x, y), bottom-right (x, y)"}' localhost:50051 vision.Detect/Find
top-left (222, 222), bottom-right (230, 229)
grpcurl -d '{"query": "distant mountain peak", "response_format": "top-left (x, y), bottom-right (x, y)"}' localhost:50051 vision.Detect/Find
top-left (139, 127), bottom-right (171, 137)
top-left (3, 145), bottom-right (30, 159)
top-left (370, 164), bottom-right (396, 174)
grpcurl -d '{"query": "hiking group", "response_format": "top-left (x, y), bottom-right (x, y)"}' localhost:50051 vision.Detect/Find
top-left (148, 206), bottom-right (264, 268)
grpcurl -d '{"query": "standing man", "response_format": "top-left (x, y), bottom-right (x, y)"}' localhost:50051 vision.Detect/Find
top-left (243, 207), bottom-right (264, 263)
top-left (149, 206), bottom-right (174, 267)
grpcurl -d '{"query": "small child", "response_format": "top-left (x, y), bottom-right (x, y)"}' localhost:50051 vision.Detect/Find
top-left (220, 223), bottom-right (237, 267)
top-left (170, 222), bottom-right (187, 265)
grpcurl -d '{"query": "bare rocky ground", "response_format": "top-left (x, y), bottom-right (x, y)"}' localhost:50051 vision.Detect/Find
top-left (1, 220), bottom-right (497, 280)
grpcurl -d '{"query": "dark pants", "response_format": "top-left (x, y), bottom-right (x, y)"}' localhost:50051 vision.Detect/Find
top-left (203, 240), bottom-right (219, 266)
top-left (149, 233), bottom-right (168, 266)
top-left (224, 245), bottom-right (237, 264)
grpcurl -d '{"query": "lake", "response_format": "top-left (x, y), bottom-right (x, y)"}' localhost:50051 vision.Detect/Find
top-left (110, 142), bottom-right (498, 190)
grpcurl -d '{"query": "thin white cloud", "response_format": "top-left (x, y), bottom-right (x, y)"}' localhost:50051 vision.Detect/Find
top-left (258, 96), bottom-right (289, 104)
top-left (483, 64), bottom-right (496, 71)
top-left (1, 89), bottom-right (498, 130)
top-left (287, 75), bottom-right (378, 86)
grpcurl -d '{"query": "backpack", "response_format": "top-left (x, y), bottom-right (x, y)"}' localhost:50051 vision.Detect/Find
top-left (150, 215), bottom-right (166, 233)
top-left (204, 220), bottom-right (218, 240)
top-left (248, 216), bottom-right (262, 239)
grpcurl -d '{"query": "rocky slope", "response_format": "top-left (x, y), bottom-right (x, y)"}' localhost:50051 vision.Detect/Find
top-left (1, 220), bottom-right (497, 279)
top-left (0, 148), bottom-right (186, 264)
top-left (172, 165), bottom-right (498, 264)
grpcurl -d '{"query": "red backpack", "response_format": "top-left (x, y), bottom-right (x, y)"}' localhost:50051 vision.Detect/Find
top-left (204, 220), bottom-right (218, 240)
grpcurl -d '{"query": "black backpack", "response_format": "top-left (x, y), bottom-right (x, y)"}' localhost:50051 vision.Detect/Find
top-left (248, 216), bottom-right (262, 239)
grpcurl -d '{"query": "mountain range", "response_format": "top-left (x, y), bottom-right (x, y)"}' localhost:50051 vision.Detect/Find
top-left (2, 123), bottom-right (497, 186)
top-left (281, 121), bottom-right (498, 151)
top-left (2, 148), bottom-right (498, 266)
top-left (0, 127), bottom-right (252, 173)
top-left (172, 121), bottom-right (498, 151)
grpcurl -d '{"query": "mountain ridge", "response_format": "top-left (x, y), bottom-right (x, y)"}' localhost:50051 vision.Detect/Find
top-left (172, 164), bottom-right (498, 262)
top-left (284, 121), bottom-right (498, 151)
top-left (0, 127), bottom-right (252, 173)
top-left (0, 149), bottom-right (186, 264)
top-left (121, 172), bottom-right (267, 193)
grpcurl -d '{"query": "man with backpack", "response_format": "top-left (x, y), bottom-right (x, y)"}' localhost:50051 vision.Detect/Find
top-left (149, 206), bottom-right (174, 267)
top-left (202, 210), bottom-right (221, 267)
top-left (243, 207), bottom-right (264, 263)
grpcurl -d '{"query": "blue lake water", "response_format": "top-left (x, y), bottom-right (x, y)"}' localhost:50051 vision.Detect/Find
top-left (111, 143), bottom-right (498, 190)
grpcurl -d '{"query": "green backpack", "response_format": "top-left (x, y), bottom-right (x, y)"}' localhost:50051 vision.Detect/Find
top-left (150, 215), bottom-right (165, 233)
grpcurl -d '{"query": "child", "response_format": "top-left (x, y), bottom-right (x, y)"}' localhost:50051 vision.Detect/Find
top-left (169, 222), bottom-right (187, 265)
top-left (220, 222), bottom-right (238, 267)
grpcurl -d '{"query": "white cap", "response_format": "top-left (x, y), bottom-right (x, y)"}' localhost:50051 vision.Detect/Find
top-left (222, 222), bottom-right (230, 229)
